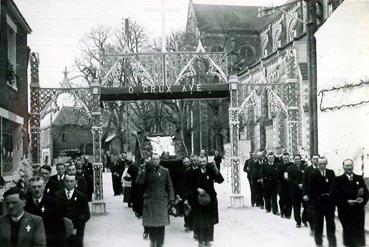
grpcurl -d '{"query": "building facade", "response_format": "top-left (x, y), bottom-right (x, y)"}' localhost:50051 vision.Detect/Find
top-left (187, 0), bottom-right (344, 156)
top-left (0, 0), bottom-right (31, 176)
top-left (40, 106), bottom-right (93, 165)
top-left (315, 0), bottom-right (369, 175)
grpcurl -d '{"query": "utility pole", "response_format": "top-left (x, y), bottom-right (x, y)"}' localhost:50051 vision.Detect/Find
top-left (306, 1), bottom-right (319, 155)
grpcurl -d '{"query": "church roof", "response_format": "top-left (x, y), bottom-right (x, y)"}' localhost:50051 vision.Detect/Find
top-left (192, 3), bottom-right (281, 32)
top-left (52, 106), bottom-right (90, 127)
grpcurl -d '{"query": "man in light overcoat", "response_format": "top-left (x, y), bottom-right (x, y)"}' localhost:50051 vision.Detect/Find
top-left (136, 153), bottom-right (175, 247)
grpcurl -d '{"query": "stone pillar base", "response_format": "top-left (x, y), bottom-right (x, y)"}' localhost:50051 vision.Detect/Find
top-left (230, 194), bottom-right (245, 208)
top-left (91, 200), bottom-right (107, 215)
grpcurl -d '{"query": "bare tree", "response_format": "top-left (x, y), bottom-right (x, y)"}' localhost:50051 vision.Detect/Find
top-left (74, 21), bottom-right (168, 153)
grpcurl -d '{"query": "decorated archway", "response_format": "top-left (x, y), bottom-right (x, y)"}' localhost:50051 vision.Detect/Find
top-left (29, 39), bottom-right (249, 211)
top-left (29, 45), bottom-right (302, 212)
top-left (238, 48), bottom-right (301, 156)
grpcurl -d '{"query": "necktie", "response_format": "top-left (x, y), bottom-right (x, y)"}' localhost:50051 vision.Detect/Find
top-left (350, 175), bottom-right (353, 181)
top-left (67, 191), bottom-right (71, 199)
top-left (34, 200), bottom-right (39, 207)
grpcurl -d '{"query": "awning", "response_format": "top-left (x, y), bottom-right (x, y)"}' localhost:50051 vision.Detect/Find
top-left (105, 133), bottom-right (116, 143)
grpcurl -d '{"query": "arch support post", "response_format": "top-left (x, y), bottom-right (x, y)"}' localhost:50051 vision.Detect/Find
top-left (90, 79), bottom-right (106, 214)
top-left (286, 49), bottom-right (301, 155)
top-left (229, 75), bottom-right (244, 208)
top-left (29, 53), bottom-right (41, 165)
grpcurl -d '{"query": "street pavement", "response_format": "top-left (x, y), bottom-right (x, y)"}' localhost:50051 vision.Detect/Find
top-left (84, 168), bottom-right (344, 247)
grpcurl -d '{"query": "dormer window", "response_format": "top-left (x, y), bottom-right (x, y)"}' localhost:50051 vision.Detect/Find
top-left (261, 34), bottom-right (269, 58)
top-left (264, 49), bottom-right (268, 57)
top-left (6, 15), bottom-right (17, 90)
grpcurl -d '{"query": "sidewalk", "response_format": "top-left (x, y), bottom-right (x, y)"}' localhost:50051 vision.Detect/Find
top-left (84, 169), bottom-right (343, 247)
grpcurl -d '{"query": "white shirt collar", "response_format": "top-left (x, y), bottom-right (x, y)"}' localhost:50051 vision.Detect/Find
top-left (34, 195), bottom-right (43, 204)
top-left (65, 189), bottom-right (75, 197)
top-left (346, 174), bottom-right (353, 180)
top-left (11, 211), bottom-right (25, 222)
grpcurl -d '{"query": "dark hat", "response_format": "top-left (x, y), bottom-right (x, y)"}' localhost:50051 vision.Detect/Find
top-left (197, 192), bottom-right (211, 206)
top-left (3, 186), bottom-right (26, 200)
top-left (40, 165), bottom-right (52, 172)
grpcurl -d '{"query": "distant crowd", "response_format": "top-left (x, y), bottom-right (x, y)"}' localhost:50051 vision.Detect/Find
top-left (243, 150), bottom-right (368, 247)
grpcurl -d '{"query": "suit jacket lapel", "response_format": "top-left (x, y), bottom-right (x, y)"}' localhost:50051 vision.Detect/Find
top-left (148, 166), bottom-right (161, 183)
top-left (17, 213), bottom-right (30, 246)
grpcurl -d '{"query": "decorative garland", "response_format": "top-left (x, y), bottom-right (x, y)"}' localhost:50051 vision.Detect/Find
top-left (318, 79), bottom-right (369, 111)
top-left (0, 159), bottom-right (33, 198)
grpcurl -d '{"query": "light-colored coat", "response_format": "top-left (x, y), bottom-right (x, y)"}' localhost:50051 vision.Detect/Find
top-left (136, 165), bottom-right (175, 227)
top-left (0, 212), bottom-right (46, 247)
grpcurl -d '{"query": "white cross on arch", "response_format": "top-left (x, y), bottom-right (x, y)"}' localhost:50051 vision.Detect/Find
top-left (144, 0), bottom-right (180, 52)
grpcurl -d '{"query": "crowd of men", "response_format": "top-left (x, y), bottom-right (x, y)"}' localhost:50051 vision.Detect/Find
top-left (109, 150), bottom-right (223, 247)
top-left (0, 157), bottom-right (93, 247)
top-left (1, 148), bottom-right (367, 247)
top-left (244, 151), bottom-right (369, 247)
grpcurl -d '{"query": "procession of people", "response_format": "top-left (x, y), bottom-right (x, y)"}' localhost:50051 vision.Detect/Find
top-left (244, 150), bottom-right (369, 247)
top-left (0, 148), bottom-right (368, 247)
top-left (0, 157), bottom-right (92, 247)
top-left (114, 151), bottom-right (224, 247)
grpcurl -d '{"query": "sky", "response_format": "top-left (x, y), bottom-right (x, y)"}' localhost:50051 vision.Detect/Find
top-left (15, 0), bottom-right (286, 87)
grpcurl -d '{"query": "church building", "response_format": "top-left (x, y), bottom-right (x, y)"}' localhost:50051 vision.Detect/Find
top-left (186, 0), bottom-right (344, 156)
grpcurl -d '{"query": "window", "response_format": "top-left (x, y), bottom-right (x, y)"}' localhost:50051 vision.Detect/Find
top-left (265, 90), bottom-right (271, 119)
top-left (6, 15), bottom-right (17, 89)
top-left (264, 49), bottom-right (268, 57)
top-left (62, 132), bottom-right (67, 142)
top-left (239, 46), bottom-right (255, 62)
top-left (1, 118), bottom-right (16, 174)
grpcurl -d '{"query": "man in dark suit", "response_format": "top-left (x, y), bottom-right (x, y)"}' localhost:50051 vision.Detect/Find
top-left (111, 155), bottom-right (125, 196)
top-left (49, 163), bottom-right (66, 191)
top-left (54, 174), bottom-right (90, 247)
top-left (309, 157), bottom-right (336, 247)
top-left (0, 187), bottom-right (46, 247)
top-left (303, 154), bottom-right (320, 235)
top-left (287, 154), bottom-right (308, 228)
top-left (332, 159), bottom-right (369, 247)
top-left (261, 151), bottom-right (279, 215)
top-left (75, 161), bottom-right (84, 177)
top-left (39, 165), bottom-right (61, 197)
top-left (277, 152), bottom-right (293, 219)
top-left (213, 150), bottom-right (223, 171)
top-left (254, 151), bottom-right (265, 208)
top-left (183, 154), bottom-right (201, 238)
top-left (25, 176), bottom-right (67, 247)
top-left (83, 157), bottom-right (94, 201)
top-left (66, 163), bottom-right (87, 195)
top-left (243, 152), bottom-right (258, 207)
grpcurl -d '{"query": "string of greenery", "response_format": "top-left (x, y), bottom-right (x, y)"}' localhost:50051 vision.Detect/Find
top-left (318, 79), bottom-right (369, 111)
